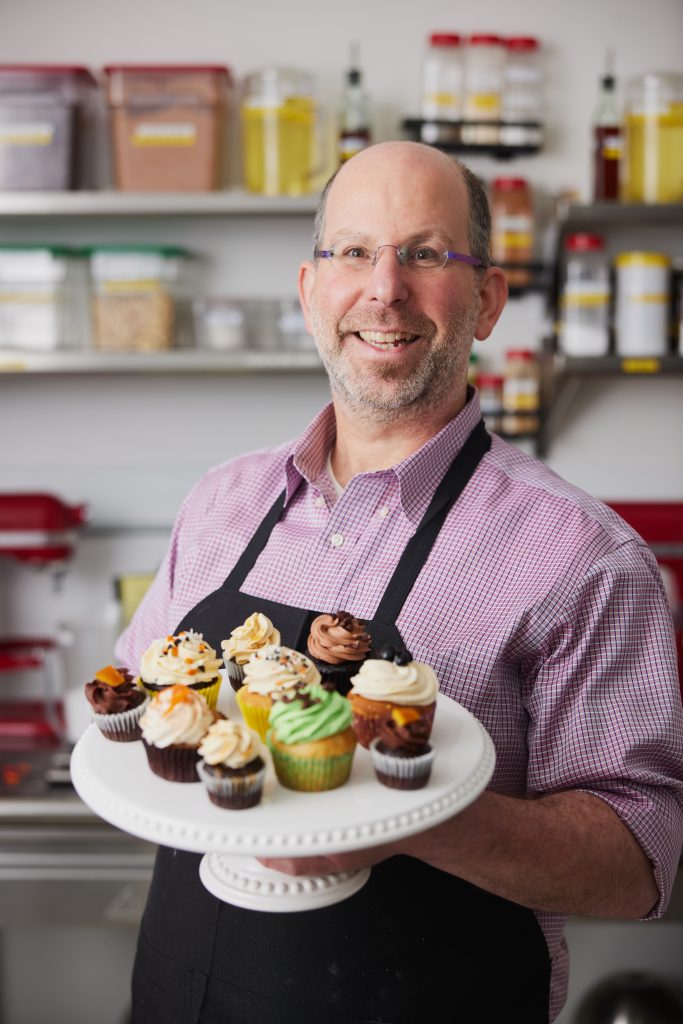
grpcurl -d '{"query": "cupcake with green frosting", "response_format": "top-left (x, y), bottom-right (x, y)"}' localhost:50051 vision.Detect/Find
top-left (266, 682), bottom-right (356, 792)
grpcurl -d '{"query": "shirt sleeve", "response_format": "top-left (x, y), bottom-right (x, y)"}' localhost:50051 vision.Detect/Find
top-left (524, 539), bottom-right (683, 918)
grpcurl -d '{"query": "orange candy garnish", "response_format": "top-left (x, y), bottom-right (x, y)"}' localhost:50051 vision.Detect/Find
top-left (391, 707), bottom-right (421, 727)
top-left (94, 665), bottom-right (125, 688)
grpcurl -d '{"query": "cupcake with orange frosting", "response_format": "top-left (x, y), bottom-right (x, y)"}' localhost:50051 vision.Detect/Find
top-left (235, 644), bottom-right (320, 740)
top-left (138, 630), bottom-right (223, 709)
top-left (85, 665), bottom-right (149, 742)
top-left (347, 644), bottom-right (439, 749)
top-left (139, 684), bottom-right (216, 782)
top-left (221, 612), bottom-right (280, 691)
top-left (305, 611), bottom-right (372, 695)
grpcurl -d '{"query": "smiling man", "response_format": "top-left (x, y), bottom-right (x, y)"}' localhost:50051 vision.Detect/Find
top-left (118, 142), bottom-right (683, 1024)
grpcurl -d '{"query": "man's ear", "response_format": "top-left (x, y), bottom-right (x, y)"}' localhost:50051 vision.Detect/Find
top-left (298, 260), bottom-right (316, 334)
top-left (474, 266), bottom-right (509, 341)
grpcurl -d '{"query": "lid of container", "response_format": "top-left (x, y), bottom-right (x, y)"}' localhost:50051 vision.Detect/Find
top-left (0, 64), bottom-right (96, 84)
top-left (429, 33), bottom-right (462, 46)
top-left (505, 348), bottom-right (536, 360)
top-left (477, 373), bottom-right (505, 387)
top-left (84, 244), bottom-right (188, 256)
top-left (103, 64), bottom-right (232, 85)
top-left (0, 243), bottom-right (75, 256)
top-left (492, 177), bottom-right (529, 190)
top-left (505, 36), bottom-right (539, 50)
top-left (615, 251), bottom-right (671, 268)
top-left (565, 233), bottom-right (604, 252)
top-left (469, 34), bottom-right (504, 46)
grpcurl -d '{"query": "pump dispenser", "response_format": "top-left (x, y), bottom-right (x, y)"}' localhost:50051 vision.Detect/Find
top-left (338, 43), bottom-right (371, 164)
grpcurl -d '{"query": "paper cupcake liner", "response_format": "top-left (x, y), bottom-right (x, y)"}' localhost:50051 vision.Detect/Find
top-left (234, 688), bottom-right (271, 741)
top-left (92, 698), bottom-right (150, 742)
top-left (225, 659), bottom-right (246, 693)
top-left (266, 740), bottom-right (354, 792)
top-left (196, 758), bottom-right (266, 809)
top-left (138, 675), bottom-right (221, 710)
top-left (142, 739), bottom-right (201, 783)
top-left (351, 701), bottom-right (436, 749)
top-left (369, 738), bottom-right (435, 790)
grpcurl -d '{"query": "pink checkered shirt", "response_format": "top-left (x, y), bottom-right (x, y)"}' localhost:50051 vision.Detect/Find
top-left (117, 391), bottom-right (683, 1022)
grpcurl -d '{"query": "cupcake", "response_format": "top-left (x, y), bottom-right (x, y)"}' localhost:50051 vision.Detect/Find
top-left (139, 684), bottom-right (216, 782)
top-left (369, 707), bottom-right (435, 790)
top-left (138, 630), bottom-right (223, 709)
top-left (235, 644), bottom-right (320, 740)
top-left (196, 719), bottom-right (267, 809)
top-left (84, 664), bottom-right (149, 742)
top-left (306, 610), bottom-right (372, 695)
top-left (347, 644), bottom-right (438, 749)
top-left (267, 682), bottom-right (356, 792)
top-left (221, 612), bottom-right (280, 691)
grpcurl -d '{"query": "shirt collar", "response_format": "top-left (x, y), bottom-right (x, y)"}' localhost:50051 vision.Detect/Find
top-left (285, 390), bottom-right (483, 525)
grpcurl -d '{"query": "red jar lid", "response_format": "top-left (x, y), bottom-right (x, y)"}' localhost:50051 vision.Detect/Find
top-left (492, 177), bottom-right (529, 190)
top-left (505, 36), bottom-right (539, 50)
top-left (505, 349), bottom-right (536, 361)
top-left (565, 233), bottom-right (604, 252)
top-left (0, 64), bottom-right (96, 84)
top-left (469, 34), bottom-right (504, 46)
top-left (429, 33), bottom-right (462, 46)
top-left (477, 373), bottom-right (505, 387)
top-left (103, 64), bottom-right (232, 83)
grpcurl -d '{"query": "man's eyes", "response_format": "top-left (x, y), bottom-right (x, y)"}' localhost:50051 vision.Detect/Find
top-left (342, 246), bottom-right (370, 259)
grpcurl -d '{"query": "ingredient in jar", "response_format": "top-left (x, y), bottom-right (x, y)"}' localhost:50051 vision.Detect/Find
top-left (592, 52), bottom-right (622, 201)
top-left (501, 349), bottom-right (540, 436)
top-left (338, 43), bottom-right (371, 164)
top-left (559, 233), bottom-right (610, 357)
top-left (615, 251), bottom-right (671, 357)
top-left (490, 177), bottom-right (534, 287)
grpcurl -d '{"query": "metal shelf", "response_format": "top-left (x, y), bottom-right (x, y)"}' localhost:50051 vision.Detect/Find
top-left (0, 190), bottom-right (320, 218)
top-left (557, 201), bottom-right (683, 228)
top-left (0, 348), bottom-right (324, 375)
top-left (554, 354), bottom-right (683, 376)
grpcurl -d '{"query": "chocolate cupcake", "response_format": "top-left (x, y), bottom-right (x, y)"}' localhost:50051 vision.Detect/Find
top-left (348, 644), bottom-right (438, 749)
top-left (85, 665), bottom-right (149, 742)
top-left (139, 684), bottom-right (216, 782)
top-left (196, 719), bottom-right (266, 809)
top-left (306, 611), bottom-right (372, 695)
top-left (138, 630), bottom-right (223, 709)
top-left (369, 707), bottom-right (435, 790)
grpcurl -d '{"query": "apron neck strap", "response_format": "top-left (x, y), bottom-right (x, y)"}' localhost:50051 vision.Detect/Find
top-left (223, 488), bottom-right (287, 590)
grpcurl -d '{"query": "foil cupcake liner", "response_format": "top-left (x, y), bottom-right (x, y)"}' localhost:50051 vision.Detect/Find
top-left (196, 758), bottom-right (266, 809)
top-left (92, 697), bottom-right (150, 742)
top-left (369, 738), bottom-right (435, 790)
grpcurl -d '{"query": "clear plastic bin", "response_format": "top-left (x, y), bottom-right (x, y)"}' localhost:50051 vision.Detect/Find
top-left (193, 298), bottom-right (248, 351)
top-left (0, 65), bottom-right (95, 190)
top-left (104, 65), bottom-right (231, 191)
top-left (88, 245), bottom-right (189, 351)
top-left (0, 245), bottom-right (81, 351)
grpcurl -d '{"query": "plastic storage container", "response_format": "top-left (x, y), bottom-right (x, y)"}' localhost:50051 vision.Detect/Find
top-left (477, 373), bottom-right (504, 433)
top-left (463, 34), bottom-right (505, 144)
top-left (421, 34), bottom-right (464, 123)
top-left (242, 68), bottom-right (319, 196)
top-left (0, 65), bottom-right (95, 190)
top-left (104, 65), bottom-right (231, 192)
top-left (490, 177), bottom-right (534, 287)
top-left (501, 349), bottom-right (540, 435)
top-left (193, 298), bottom-right (247, 351)
top-left (89, 245), bottom-right (188, 351)
top-left (500, 36), bottom-right (542, 147)
top-left (0, 245), bottom-right (81, 351)
top-left (623, 72), bottom-right (683, 203)
top-left (559, 233), bottom-right (610, 357)
top-left (615, 251), bottom-right (671, 357)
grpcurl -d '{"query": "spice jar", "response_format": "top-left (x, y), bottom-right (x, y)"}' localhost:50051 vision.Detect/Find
top-left (559, 233), bottom-right (610, 357)
top-left (500, 36), bottom-right (543, 148)
top-left (501, 349), bottom-right (540, 435)
top-left (490, 178), bottom-right (534, 287)
top-left (477, 373), bottom-right (504, 433)
top-left (462, 34), bottom-right (505, 144)
top-left (421, 33), bottom-right (464, 123)
top-left (615, 251), bottom-right (671, 357)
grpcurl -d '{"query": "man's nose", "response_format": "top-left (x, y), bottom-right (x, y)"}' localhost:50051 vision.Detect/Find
top-left (364, 245), bottom-right (409, 305)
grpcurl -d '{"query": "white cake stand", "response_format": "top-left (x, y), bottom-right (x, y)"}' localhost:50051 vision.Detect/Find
top-left (71, 691), bottom-right (495, 912)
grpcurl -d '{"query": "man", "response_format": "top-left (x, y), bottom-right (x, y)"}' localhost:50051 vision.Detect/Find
top-left (119, 142), bottom-right (683, 1023)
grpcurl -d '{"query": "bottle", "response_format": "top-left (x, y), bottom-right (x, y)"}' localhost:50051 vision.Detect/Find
top-left (559, 233), bottom-right (610, 357)
top-left (421, 33), bottom-right (464, 123)
top-left (623, 72), bottom-right (683, 203)
top-left (592, 51), bottom-right (622, 201)
top-left (338, 43), bottom-right (371, 164)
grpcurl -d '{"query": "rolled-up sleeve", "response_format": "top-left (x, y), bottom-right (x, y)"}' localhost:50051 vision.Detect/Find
top-left (525, 540), bottom-right (683, 917)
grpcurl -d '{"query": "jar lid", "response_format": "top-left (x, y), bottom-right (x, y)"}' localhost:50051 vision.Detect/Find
top-left (505, 349), bottom-right (536, 360)
top-left (505, 36), bottom-right (539, 50)
top-left (103, 64), bottom-right (231, 77)
top-left (477, 373), bottom-right (505, 387)
top-left (84, 244), bottom-right (189, 257)
top-left (492, 177), bottom-right (529, 190)
top-left (469, 34), bottom-right (504, 46)
top-left (429, 33), bottom-right (462, 46)
top-left (615, 251), bottom-right (671, 268)
top-left (565, 233), bottom-right (604, 252)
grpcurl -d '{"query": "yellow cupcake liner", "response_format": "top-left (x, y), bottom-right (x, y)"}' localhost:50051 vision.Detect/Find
top-left (137, 675), bottom-right (221, 710)
top-left (235, 688), bottom-right (271, 740)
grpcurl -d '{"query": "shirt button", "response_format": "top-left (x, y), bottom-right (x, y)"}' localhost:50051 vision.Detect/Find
top-left (313, 496), bottom-right (325, 508)
top-left (330, 533), bottom-right (345, 548)
top-left (377, 505), bottom-right (390, 518)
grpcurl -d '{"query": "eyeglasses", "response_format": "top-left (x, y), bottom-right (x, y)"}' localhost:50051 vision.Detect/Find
top-left (313, 242), bottom-right (486, 274)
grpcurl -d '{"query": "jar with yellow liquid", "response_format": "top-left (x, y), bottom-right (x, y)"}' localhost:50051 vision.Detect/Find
top-left (242, 68), bottom-right (319, 196)
top-left (623, 72), bottom-right (683, 203)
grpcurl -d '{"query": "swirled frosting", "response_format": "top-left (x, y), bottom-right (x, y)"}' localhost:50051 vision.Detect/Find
top-left (139, 684), bottom-right (214, 747)
top-left (376, 708), bottom-right (432, 754)
top-left (307, 611), bottom-right (371, 665)
top-left (349, 658), bottom-right (438, 706)
top-left (221, 613), bottom-right (281, 665)
top-left (85, 668), bottom-right (145, 714)
top-left (198, 719), bottom-right (263, 768)
top-left (140, 630), bottom-right (222, 685)
top-left (242, 644), bottom-right (320, 696)
top-left (268, 683), bottom-right (352, 744)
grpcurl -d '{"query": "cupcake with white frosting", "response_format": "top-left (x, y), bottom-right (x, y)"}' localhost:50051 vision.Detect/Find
top-left (348, 644), bottom-right (438, 749)
top-left (138, 630), bottom-right (223, 709)
top-left (221, 612), bottom-right (280, 691)
top-left (197, 719), bottom-right (267, 809)
top-left (139, 684), bottom-right (216, 782)
top-left (235, 644), bottom-right (320, 740)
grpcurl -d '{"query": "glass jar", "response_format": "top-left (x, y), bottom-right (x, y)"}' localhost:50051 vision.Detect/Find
top-left (615, 251), bottom-right (671, 357)
top-left (490, 177), bottom-right (534, 287)
top-left (0, 245), bottom-right (80, 351)
top-left (501, 349), bottom-right (540, 435)
top-left (462, 34), bottom-right (505, 145)
top-left (421, 33), bottom-right (464, 123)
top-left (623, 72), bottom-right (683, 203)
top-left (242, 68), bottom-right (318, 196)
top-left (559, 233), bottom-right (610, 357)
top-left (477, 373), bottom-right (504, 433)
top-left (500, 36), bottom-right (543, 148)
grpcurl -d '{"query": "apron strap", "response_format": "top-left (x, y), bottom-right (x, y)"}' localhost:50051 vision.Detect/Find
top-left (372, 419), bottom-right (490, 627)
top-left (223, 488), bottom-right (287, 590)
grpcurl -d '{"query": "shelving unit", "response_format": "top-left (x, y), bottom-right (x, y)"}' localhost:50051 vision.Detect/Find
top-left (0, 348), bottom-right (323, 375)
top-left (0, 190), bottom-right (320, 218)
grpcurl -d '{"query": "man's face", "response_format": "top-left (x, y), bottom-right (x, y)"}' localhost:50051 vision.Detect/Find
top-left (299, 146), bottom-right (490, 422)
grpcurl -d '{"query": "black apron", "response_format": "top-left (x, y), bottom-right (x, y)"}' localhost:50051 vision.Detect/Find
top-left (132, 420), bottom-right (551, 1024)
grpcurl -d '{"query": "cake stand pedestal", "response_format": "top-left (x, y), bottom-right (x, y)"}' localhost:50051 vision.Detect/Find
top-left (71, 691), bottom-right (495, 912)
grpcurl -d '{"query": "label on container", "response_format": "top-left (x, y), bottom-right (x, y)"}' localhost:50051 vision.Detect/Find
top-left (494, 214), bottom-right (533, 251)
top-left (601, 133), bottom-right (622, 159)
top-left (132, 123), bottom-right (197, 147)
top-left (621, 358), bottom-right (661, 374)
top-left (101, 279), bottom-right (161, 293)
top-left (562, 289), bottom-right (610, 307)
top-left (465, 92), bottom-right (501, 118)
top-left (0, 123), bottom-right (55, 146)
